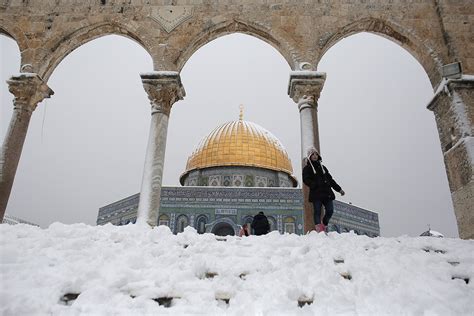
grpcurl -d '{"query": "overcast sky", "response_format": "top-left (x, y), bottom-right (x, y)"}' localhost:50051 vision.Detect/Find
top-left (1, 32), bottom-right (458, 237)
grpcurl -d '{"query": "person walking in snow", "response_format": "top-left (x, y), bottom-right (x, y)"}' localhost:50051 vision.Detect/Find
top-left (303, 147), bottom-right (345, 233)
top-left (251, 212), bottom-right (270, 236)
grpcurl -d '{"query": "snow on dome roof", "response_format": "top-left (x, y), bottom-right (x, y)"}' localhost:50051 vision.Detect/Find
top-left (420, 230), bottom-right (444, 237)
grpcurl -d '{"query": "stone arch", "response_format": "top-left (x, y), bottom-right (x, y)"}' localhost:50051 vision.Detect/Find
top-left (283, 216), bottom-right (296, 234)
top-left (212, 222), bottom-right (235, 236)
top-left (0, 26), bottom-right (15, 41)
top-left (195, 214), bottom-right (209, 234)
top-left (0, 24), bottom-right (28, 69)
top-left (267, 216), bottom-right (277, 232)
top-left (175, 214), bottom-right (190, 233)
top-left (0, 29), bottom-right (21, 61)
top-left (242, 215), bottom-right (253, 226)
top-left (317, 18), bottom-right (443, 86)
top-left (176, 19), bottom-right (300, 72)
top-left (209, 217), bottom-right (238, 236)
top-left (41, 22), bottom-right (154, 81)
top-left (158, 214), bottom-right (170, 227)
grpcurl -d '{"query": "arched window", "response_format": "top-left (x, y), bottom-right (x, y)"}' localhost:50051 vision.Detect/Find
top-left (196, 215), bottom-right (207, 234)
top-left (242, 216), bottom-right (253, 227)
top-left (267, 216), bottom-right (277, 232)
top-left (176, 215), bottom-right (189, 233)
top-left (242, 215), bottom-right (254, 234)
top-left (283, 217), bottom-right (295, 234)
top-left (158, 214), bottom-right (170, 227)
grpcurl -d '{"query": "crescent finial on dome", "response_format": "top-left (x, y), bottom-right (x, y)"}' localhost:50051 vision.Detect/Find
top-left (239, 104), bottom-right (244, 121)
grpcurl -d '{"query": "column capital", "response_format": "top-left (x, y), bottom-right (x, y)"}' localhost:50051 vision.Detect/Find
top-left (428, 76), bottom-right (474, 112)
top-left (288, 71), bottom-right (326, 111)
top-left (140, 71), bottom-right (186, 116)
top-left (7, 73), bottom-right (54, 113)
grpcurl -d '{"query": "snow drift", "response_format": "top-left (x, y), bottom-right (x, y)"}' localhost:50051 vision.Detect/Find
top-left (1, 223), bottom-right (472, 315)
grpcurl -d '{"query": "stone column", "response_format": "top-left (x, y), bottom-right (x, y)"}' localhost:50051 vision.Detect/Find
top-left (137, 72), bottom-right (185, 227)
top-left (428, 77), bottom-right (474, 239)
top-left (0, 73), bottom-right (54, 222)
top-left (288, 71), bottom-right (326, 234)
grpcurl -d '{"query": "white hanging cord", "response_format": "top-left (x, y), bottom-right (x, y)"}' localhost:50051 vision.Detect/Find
top-left (41, 99), bottom-right (47, 143)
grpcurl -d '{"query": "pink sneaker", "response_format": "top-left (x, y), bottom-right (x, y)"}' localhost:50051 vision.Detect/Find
top-left (315, 224), bottom-right (326, 233)
top-left (321, 224), bottom-right (327, 233)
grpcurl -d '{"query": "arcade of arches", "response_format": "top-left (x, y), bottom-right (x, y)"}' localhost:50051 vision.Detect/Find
top-left (0, 1), bottom-right (472, 238)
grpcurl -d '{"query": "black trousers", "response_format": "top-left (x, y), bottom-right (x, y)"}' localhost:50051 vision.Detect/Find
top-left (312, 199), bottom-right (334, 225)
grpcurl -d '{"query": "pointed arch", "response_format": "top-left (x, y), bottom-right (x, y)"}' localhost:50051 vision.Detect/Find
top-left (175, 214), bottom-right (190, 233)
top-left (41, 22), bottom-right (154, 81)
top-left (0, 31), bottom-right (21, 68)
top-left (0, 24), bottom-right (29, 70)
top-left (317, 18), bottom-right (444, 86)
top-left (176, 19), bottom-right (300, 71)
top-left (1, 32), bottom-right (21, 143)
top-left (0, 26), bottom-right (15, 41)
top-left (195, 214), bottom-right (208, 234)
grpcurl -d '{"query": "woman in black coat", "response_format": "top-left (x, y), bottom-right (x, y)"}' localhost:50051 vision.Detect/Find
top-left (303, 147), bottom-right (345, 233)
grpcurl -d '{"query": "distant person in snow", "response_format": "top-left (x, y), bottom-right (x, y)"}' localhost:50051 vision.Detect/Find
top-left (239, 223), bottom-right (250, 237)
top-left (303, 147), bottom-right (345, 233)
top-left (251, 212), bottom-right (270, 236)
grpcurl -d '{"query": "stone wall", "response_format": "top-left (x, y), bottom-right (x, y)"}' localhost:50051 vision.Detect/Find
top-left (2, 0), bottom-right (472, 85)
top-left (96, 186), bottom-right (380, 236)
top-left (428, 78), bottom-right (474, 239)
top-left (183, 166), bottom-right (296, 187)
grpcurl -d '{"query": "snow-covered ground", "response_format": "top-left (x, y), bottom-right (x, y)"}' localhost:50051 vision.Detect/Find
top-left (1, 223), bottom-right (473, 315)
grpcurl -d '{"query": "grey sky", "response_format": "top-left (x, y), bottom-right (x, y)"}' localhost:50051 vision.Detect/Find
top-left (1, 32), bottom-right (457, 237)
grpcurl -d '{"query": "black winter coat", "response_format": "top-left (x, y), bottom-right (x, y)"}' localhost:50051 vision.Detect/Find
top-left (251, 214), bottom-right (270, 236)
top-left (302, 160), bottom-right (342, 202)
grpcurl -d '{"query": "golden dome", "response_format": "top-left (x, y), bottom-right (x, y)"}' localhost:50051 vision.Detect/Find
top-left (180, 119), bottom-right (296, 185)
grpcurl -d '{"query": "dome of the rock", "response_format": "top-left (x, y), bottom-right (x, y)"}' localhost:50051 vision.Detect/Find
top-left (180, 118), bottom-right (297, 187)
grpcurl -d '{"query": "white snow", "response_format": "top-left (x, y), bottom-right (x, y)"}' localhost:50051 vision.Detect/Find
top-left (445, 136), bottom-right (474, 159)
top-left (433, 77), bottom-right (448, 96)
top-left (451, 90), bottom-right (471, 137)
top-left (1, 223), bottom-right (473, 315)
top-left (289, 70), bottom-right (325, 78)
top-left (140, 71), bottom-right (179, 77)
top-left (461, 74), bottom-right (474, 81)
top-left (10, 72), bottom-right (38, 78)
top-left (427, 230), bottom-right (444, 238)
top-left (431, 74), bottom-right (474, 103)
